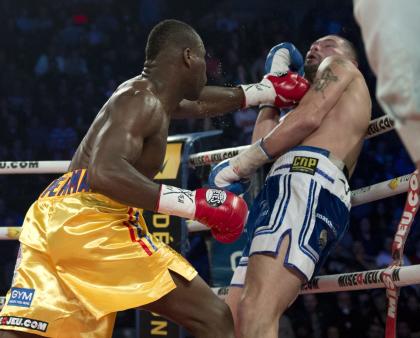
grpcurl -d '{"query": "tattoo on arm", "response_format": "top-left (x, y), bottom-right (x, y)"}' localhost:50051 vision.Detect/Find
top-left (313, 66), bottom-right (338, 98)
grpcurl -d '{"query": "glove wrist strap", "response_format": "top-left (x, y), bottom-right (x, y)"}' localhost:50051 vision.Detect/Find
top-left (157, 184), bottom-right (196, 219)
top-left (240, 78), bottom-right (275, 108)
top-left (231, 139), bottom-right (271, 177)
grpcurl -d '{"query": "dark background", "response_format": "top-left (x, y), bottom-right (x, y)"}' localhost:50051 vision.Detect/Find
top-left (0, 0), bottom-right (419, 337)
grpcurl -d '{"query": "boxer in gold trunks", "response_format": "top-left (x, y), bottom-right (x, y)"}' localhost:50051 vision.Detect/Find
top-left (0, 19), bottom-right (308, 338)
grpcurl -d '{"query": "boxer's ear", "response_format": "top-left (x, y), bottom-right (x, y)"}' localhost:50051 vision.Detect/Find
top-left (183, 48), bottom-right (192, 68)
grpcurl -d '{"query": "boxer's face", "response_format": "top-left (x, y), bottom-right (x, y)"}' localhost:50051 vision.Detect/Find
top-left (184, 38), bottom-right (207, 100)
top-left (305, 35), bottom-right (349, 66)
top-left (304, 35), bottom-right (349, 82)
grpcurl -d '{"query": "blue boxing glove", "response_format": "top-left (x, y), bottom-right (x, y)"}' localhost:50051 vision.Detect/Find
top-left (264, 42), bottom-right (304, 76)
top-left (208, 159), bottom-right (250, 195)
top-left (262, 42), bottom-right (305, 116)
top-left (208, 140), bottom-right (272, 195)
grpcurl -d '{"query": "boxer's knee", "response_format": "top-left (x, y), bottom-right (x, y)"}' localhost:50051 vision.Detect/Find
top-left (237, 292), bottom-right (281, 336)
top-left (188, 300), bottom-right (234, 338)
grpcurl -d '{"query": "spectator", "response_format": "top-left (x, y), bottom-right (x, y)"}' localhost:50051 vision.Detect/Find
top-left (294, 295), bottom-right (329, 338)
top-left (279, 315), bottom-right (296, 338)
top-left (400, 294), bottom-right (420, 336)
top-left (48, 116), bottom-right (78, 158)
top-left (233, 107), bottom-right (257, 145)
top-left (350, 240), bottom-right (376, 271)
top-left (332, 292), bottom-right (363, 337)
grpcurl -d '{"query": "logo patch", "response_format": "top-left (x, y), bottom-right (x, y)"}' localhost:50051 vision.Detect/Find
top-left (290, 156), bottom-right (318, 175)
top-left (0, 316), bottom-right (48, 332)
top-left (8, 287), bottom-right (34, 308)
top-left (318, 229), bottom-right (328, 250)
top-left (316, 213), bottom-right (337, 237)
top-left (205, 189), bottom-right (227, 207)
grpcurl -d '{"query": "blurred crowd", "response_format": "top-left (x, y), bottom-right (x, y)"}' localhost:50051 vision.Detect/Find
top-left (0, 0), bottom-right (419, 337)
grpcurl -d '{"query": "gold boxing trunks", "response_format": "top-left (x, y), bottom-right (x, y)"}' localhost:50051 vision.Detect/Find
top-left (0, 169), bottom-right (197, 337)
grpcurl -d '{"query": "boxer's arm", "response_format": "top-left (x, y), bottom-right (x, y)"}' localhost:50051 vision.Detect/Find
top-left (251, 107), bottom-right (280, 143)
top-left (88, 90), bottom-right (248, 242)
top-left (262, 56), bottom-right (359, 157)
top-left (88, 90), bottom-right (161, 210)
top-left (172, 71), bottom-right (309, 119)
top-left (172, 86), bottom-right (244, 119)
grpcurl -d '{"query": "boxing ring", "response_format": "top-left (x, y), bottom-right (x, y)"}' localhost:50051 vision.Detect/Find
top-left (0, 115), bottom-right (418, 338)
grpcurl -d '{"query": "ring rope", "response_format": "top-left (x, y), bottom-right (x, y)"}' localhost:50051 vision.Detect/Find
top-left (351, 173), bottom-right (410, 207)
top-left (0, 116), bottom-right (394, 174)
top-left (189, 115), bottom-right (394, 167)
top-left (0, 227), bottom-right (21, 240)
top-left (212, 264), bottom-right (420, 299)
top-left (2, 264), bottom-right (418, 310)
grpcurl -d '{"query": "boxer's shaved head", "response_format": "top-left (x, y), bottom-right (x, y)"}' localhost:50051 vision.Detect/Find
top-left (146, 19), bottom-right (203, 60)
top-left (144, 19), bottom-right (207, 101)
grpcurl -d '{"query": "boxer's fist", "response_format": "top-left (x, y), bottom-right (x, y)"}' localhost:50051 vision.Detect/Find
top-left (156, 185), bottom-right (247, 243)
top-left (209, 139), bottom-right (272, 196)
top-left (241, 71), bottom-right (309, 108)
top-left (208, 159), bottom-right (250, 195)
top-left (265, 42), bottom-right (304, 76)
top-left (194, 188), bottom-right (247, 243)
top-left (265, 72), bottom-right (309, 108)
top-left (261, 42), bottom-right (306, 115)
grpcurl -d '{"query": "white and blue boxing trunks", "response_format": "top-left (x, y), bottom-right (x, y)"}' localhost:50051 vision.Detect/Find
top-left (231, 146), bottom-right (351, 285)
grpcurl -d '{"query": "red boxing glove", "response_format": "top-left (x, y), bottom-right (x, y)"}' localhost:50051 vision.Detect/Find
top-left (194, 188), bottom-right (248, 243)
top-left (241, 71), bottom-right (309, 109)
top-left (156, 185), bottom-right (248, 243)
top-left (266, 72), bottom-right (309, 108)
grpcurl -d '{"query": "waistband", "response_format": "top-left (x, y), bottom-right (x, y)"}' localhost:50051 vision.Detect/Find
top-left (39, 168), bottom-right (91, 199)
top-left (288, 146), bottom-right (349, 180)
top-left (269, 146), bottom-right (349, 183)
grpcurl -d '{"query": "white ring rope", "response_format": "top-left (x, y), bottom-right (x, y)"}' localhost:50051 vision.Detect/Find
top-left (212, 264), bottom-right (420, 299)
top-left (351, 173), bottom-right (410, 207)
top-left (0, 116), bottom-right (394, 174)
top-left (365, 115), bottom-right (395, 139)
top-left (2, 265), bottom-right (418, 308)
top-left (189, 115), bottom-right (394, 167)
top-left (1, 262), bottom-right (419, 309)
top-left (0, 160), bottom-right (69, 174)
top-left (0, 227), bottom-right (21, 240)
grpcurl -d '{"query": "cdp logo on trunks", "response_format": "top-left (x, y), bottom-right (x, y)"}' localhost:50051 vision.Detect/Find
top-left (206, 189), bottom-right (227, 207)
top-left (8, 287), bottom-right (35, 308)
top-left (0, 316), bottom-right (48, 333)
top-left (290, 156), bottom-right (318, 175)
